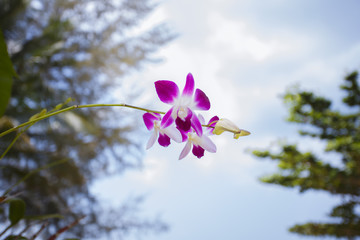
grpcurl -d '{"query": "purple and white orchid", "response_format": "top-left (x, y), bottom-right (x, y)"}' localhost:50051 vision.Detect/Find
top-left (155, 73), bottom-right (210, 136)
top-left (142, 72), bottom-right (250, 160)
top-left (143, 112), bottom-right (182, 149)
top-left (178, 114), bottom-right (219, 160)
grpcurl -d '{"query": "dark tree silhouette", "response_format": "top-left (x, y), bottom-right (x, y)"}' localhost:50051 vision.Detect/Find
top-left (253, 71), bottom-right (360, 239)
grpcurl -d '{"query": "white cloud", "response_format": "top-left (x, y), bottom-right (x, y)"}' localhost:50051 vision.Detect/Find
top-left (207, 13), bottom-right (278, 62)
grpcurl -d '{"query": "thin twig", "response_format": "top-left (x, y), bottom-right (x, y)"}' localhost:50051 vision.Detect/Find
top-left (30, 221), bottom-right (49, 240)
top-left (47, 216), bottom-right (85, 240)
top-left (0, 224), bottom-right (12, 238)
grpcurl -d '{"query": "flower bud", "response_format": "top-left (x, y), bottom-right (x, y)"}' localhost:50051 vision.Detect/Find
top-left (213, 118), bottom-right (250, 139)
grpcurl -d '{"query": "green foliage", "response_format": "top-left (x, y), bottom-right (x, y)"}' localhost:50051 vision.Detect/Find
top-left (253, 71), bottom-right (360, 239)
top-left (0, 30), bottom-right (16, 117)
top-left (4, 236), bottom-right (28, 240)
top-left (8, 198), bottom-right (25, 226)
top-left (289, 223), bottom-right (360, 238)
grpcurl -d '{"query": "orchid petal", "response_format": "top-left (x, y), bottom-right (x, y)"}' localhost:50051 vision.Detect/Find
top-left (162, 126), bottom-right (182, 143)
top-left (155, 80), bottom-right (180, 104)
top-left (176, 117), bottom-right (191, 132)
top-left (179, 141), bottom-right (192, 160)
top-left (208, 116), bottom-right (219, 127)
top-left (182, 73), bottom-right (195, 97)
top-left (207, 116), bottom-right (219, 134)
top-left (158, 133), bottom-right (171, 147)
top-left (177, 127), bottom-right (188, 142)
top-left (175, 109), bottom-right (192, 132)
top-left (146, 130), bottom-right (158, 149)
top-left (192, 145), bottom-right (205, 158)
top-left (198, 114), bottom-right (205, 125)
top-left (161, 108), bottom-right (175, 128)
top-left (193, 88), bottom-right (210, 110)
top-left (191, 113), bottom-right (203, 137)
top-left (197, 134), bottom-right (217, 153)
top-left (143, 113), bottom-right (161, 130)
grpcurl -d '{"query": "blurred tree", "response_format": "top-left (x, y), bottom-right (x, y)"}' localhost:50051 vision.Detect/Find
top-left (253, 71), bottom-right (360, 239)
top-left (0, 0), bottom-right (174, 238)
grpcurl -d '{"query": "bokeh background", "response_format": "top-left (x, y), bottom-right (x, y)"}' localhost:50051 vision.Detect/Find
top-left (2, 0), bottom-right (360, 239)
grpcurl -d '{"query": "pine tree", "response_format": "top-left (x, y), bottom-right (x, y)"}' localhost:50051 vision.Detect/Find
top-left (253, 71), bottom-right (360, 239)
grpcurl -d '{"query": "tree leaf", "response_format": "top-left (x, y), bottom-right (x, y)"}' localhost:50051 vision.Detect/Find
top-left (4, 236), bottom-right (28, 240)
top-left (8, 198), bottom-right (25, 226)
top-left (0, 30), bottom-right (17, 117)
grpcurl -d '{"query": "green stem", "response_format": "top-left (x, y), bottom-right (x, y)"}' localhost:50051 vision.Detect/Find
top-left (0, 104), bottom-right (165, 138)
top-left (0, 123), bottom-right (33, 160)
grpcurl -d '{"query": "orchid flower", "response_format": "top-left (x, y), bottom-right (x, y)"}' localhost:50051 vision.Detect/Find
top-left (155, 73), bottom-right (210, 137)
top-left (142, 73), bottom-right (250, 160)
top-left (143, 112), bottom-right (182, 149)
top-left (178, 114), bottom-right (218, 160)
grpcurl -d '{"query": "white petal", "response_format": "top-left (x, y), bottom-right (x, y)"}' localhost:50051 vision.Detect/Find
top-left (146, 130), bottom-right (158, 149)
top-left (197, 114), bottom-right (205, 125)
top-left (161, 126), bottom-right (182, 143)
top-left (171, 106), bottom-right (179, 119)
top-left (197, 135), bottom-right (216, 153)
top-left (179, 141), bottom-right (192, 160)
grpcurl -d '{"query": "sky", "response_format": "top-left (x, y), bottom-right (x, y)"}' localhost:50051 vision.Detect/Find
top-left (92, 0), bottom-right (360, 239)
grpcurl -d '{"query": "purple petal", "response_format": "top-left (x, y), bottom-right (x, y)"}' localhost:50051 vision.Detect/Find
top-left (179, 141), bottom-right (192, 160)
top-left (177, 127), bottom-right (188, 142)
top-left (161, 108), bottom-right (175, 128)
top-left (208, 116), bottom-right (219, 127)
top-left (182, 73), bottom-right (195, 97)
top-left (158, 133), bottom-right (171, 147)
top-left (155, 80), bottom-right (180, 104)
top-left (207, 116), bottom-right (219, 134)
top-left (146, 130), bottom-right (158, 149)
top-left (193, 89), bottom-right (210, 110)
top-left (191, 113), bottom-right (203, 136)
top-left (175, 110), bottom-right (192, 132)
top-left (143, 113), bottom-right (161, 130)
top-left (176, 117), bottom-right (191, 132)
top-left (192, 145), bottom-right (205, 159)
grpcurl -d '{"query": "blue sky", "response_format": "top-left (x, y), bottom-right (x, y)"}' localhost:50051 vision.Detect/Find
top-left (92, 0), bottom-right (360, 239)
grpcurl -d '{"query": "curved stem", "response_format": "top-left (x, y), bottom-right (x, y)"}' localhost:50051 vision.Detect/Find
top-left (0, 104), bottom-right (165, 138)
top-left (201, 124), bottom-right (215, 128)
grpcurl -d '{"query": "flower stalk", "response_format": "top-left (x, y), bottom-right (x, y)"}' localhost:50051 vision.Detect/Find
top-left (0, 104), bottom-right (164, 138)
top-left (1, 73), bottom-right (251, 160)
